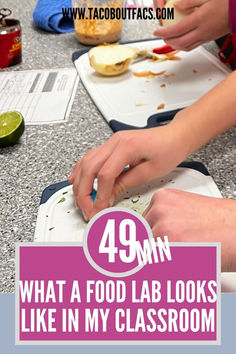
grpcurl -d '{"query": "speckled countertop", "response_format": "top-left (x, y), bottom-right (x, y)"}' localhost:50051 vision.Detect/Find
top-left (0, 0), bottom-right (236, 292)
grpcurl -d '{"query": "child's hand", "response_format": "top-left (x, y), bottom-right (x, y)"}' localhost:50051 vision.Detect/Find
top-left (154, 0), bottom-right (230, 51)
top-left (143, 188), bottom-right (236, 271)
top-left (69, 125), bottom-right (189, 221)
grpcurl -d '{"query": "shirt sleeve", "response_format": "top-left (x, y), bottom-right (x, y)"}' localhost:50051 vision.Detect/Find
top-left (229, 0), bottom-right (236, 34)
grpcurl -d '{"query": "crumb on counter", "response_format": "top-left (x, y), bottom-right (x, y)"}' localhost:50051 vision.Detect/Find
top-left (157, 104), bottom-right (165, 110)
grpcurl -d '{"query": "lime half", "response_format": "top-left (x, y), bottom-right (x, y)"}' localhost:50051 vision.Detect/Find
top-left (0, 111), bottom-right (25, 147)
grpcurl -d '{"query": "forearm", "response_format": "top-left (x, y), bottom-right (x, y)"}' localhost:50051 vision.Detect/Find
top-left (169, 70), bottom-right (236, 158)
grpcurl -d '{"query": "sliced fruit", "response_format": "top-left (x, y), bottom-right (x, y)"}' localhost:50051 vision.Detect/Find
top-left (88, 44), bottom-right (139, 76)
top-left (0, 111), bottom-right (25, 147)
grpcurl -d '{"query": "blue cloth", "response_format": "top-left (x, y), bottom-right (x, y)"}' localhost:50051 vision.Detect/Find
top-left (33, 0), bottom-right (74, 33)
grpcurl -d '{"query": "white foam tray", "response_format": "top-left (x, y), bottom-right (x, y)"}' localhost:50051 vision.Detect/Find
top-left (74, 39), bottom-right (231, 127)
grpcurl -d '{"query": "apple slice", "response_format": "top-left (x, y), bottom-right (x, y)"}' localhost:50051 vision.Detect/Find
top-left (88, 44), bottom-right (139, 76)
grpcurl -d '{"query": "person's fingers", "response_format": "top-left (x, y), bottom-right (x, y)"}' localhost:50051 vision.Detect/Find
top-left (165, 38), bottom-right (202, 51)
top-left (68, 161), bottom-right (81, 183)
top-left (176, 0), bottom-right (207, 11)
top-left (143, 208), bottom-right (155, 229)
top-left (143, 188), bottom-right (171, 228)
top-left (153, 0), bottom-right (166, 9)
top-left (184, 39), bottom-right (203, 51)
top-left (145, 208), bottom-right (166, 238)
top-left (154, 11), bottom-right (198, 39)
top-left (75, 167), bottom-right (96, 220)
top-left (142, 188), bottom-right (167, 218)
top-left (164, 29), bottom-right (202, 50)
top-left (70, 146), bottom-right (101, 187)
top-left (73, 149), bottom-right (97, 199)
top-left (89, 142), bottom-right (141, 219)
top-left (151, 225), bottom-right (164, 239)
top-left (72, 137), bottom-right (119, 199)
top-left (111, 161), bottom-right (158, 205)
top-left (72, 168), bottom-right (82, 208)
top-left (74, 140), bottom-right (119, 216)
top-left (142, 199), bottom-right (153, 218)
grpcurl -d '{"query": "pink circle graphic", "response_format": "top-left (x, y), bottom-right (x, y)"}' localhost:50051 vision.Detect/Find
top-left (83, 207), bottom-right (153, 277)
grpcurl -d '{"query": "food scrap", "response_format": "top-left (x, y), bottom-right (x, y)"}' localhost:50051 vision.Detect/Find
top-left (152, 45), bottom-right (180, 60)
top-left (150, 52), bottom-right (180, 62)
top-left (160, 84), bottom-right (166, 88)
top-left (131, 197), bottom-right (140, 203)
top-left (62, 191), bottom-right (68, 195)
top-left (133, 70), bottom-right (166, 79)
top-left (165, 53), bottom-right (181, 61)
top-left (49, 227), bottom-right (55, 231)
top-left (136, 103), bottom-right (147, 107)
top-left (157, 104), bottom-right (165, 110)
top-left (193, 69), bottom-right (198, 74)
top-left (164, 72), bottom-right (175, 78)
top-left (57, 197), bottom-right (66, 204)
top-left (151, 55), bottom-right (161, 62)
top-left (153, 44), bottom-right (175, 55)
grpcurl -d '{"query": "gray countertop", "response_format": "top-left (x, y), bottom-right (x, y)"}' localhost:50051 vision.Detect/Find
top-left (0, 0), bottom-right (236, 292)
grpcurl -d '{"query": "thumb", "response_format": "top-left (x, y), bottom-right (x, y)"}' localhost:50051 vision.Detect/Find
top-left (68, 161), bottom-right (80, 183)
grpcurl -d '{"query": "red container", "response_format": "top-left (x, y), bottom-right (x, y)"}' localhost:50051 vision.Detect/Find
top-left (0, 18), bottom-right (22, 68)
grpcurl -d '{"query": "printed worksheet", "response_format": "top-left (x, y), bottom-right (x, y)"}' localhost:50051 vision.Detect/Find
top-left (0, 68), bottom-right (79, 124)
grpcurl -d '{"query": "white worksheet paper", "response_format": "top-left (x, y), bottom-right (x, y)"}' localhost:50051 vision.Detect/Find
top-left (0, 68), bottom-right (79, 124)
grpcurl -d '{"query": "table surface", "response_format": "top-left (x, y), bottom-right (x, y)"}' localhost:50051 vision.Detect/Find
top-left (0, 0), bottom-right (236, 292)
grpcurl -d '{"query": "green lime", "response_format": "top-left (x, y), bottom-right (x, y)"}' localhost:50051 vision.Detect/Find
top-left (0, 111), bottom-right (25, 148)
